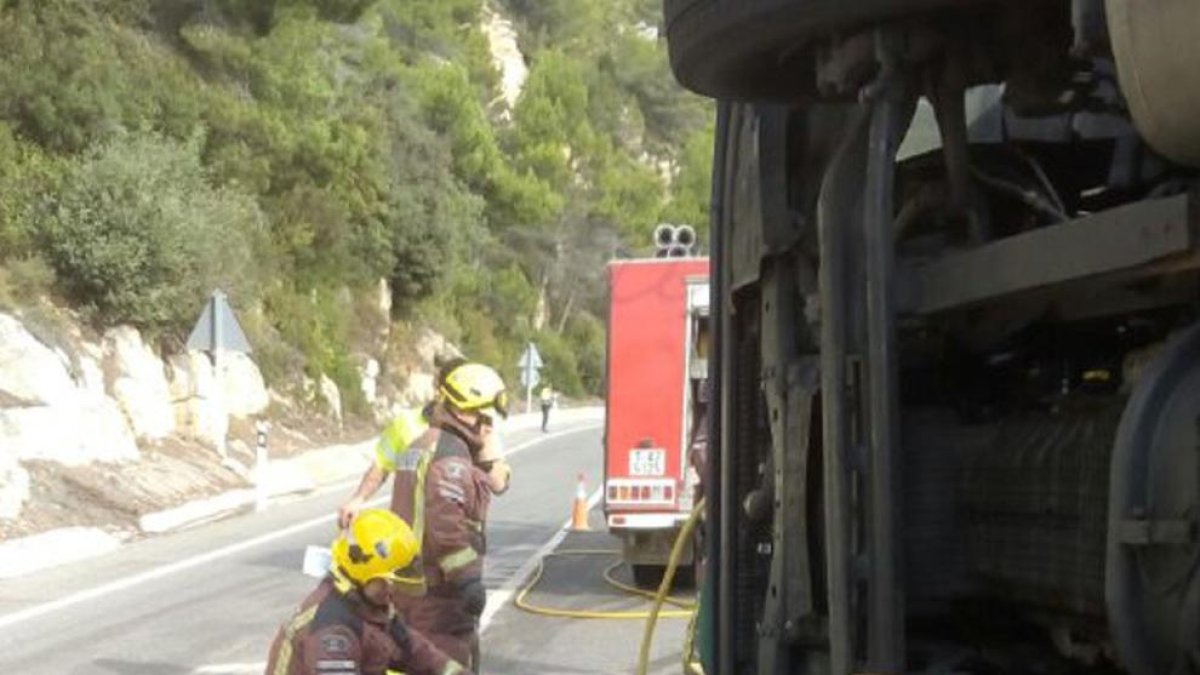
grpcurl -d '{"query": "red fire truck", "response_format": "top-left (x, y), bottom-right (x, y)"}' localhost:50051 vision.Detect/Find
top-left (604, 257), bottom-right (709, 587)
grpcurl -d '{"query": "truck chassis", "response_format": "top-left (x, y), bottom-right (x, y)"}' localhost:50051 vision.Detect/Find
top-left (665, 1), bottom-right (1200, 673)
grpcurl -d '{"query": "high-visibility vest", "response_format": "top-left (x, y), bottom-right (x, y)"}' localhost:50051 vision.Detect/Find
top-left (374, 408), bottom-right (430, 472)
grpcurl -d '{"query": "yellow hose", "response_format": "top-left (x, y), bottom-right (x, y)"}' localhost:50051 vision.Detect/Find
top-left (681, 591), bottom-right (703, 675)
top-left (636, 499), bottom-right (706, 675)
top-left (514, 548), bottom-right (695, 619)
top-left (601, 559), bottom-right (696, 610)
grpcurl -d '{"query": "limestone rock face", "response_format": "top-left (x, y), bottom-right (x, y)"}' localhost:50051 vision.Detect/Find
top-left (0, 307), bottom-right (278, 524)
top-left (0, 451), bottom-right (29, 520)
top-left (361, 358), bottom-right (380, 404)
top-left (319, 375), bottom-right (342, 424)
top-left (482, 2), bottom-right (528, 111)
top-left (168, 351), bottom-right (221, 447)
top-left (0, 313), bottom-right (77, 407)
top-left (396, 372), bottom-right (435, 409)
top-left (167, 350), bottom-right (268, 447)
top-left (0, 313), bottom-right (139, 469)
top-left (0, 398), bottom-right (139, 466)
top-left (220, 351), bottom-right (269, 418)
top-left (413, 327), bottom-right (460, 366)
top-left (103, 326), bottom-right (174, 441)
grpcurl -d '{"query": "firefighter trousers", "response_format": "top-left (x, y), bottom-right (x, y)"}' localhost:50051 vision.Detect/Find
top-left (399, 591), bottom-right (482, 671)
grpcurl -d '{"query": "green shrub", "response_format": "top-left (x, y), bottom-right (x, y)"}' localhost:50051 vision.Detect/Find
top-left (0, 257), bottom-right (57, 311)
top-left (36, 132), bottom-right (267, 331)
top-left (0, 1), bottom-right (207, 153)
top-left (0, 125), bottom-right (66, 257)
top-left (239, 304), bottom-right (305, 388)
top-left (264, 285), bottom-right (367, 416)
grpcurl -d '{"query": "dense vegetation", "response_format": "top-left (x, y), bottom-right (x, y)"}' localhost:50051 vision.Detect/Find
top-left (0, 0), bottom-right (711, 408)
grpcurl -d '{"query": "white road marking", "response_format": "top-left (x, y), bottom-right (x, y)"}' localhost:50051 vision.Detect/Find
top-left (192, 664), bottom-right (265, 674)
top-left (0, 424), bottom-right (601, 631)
top-left (479, 485), bottom-right (604, 634)
top-left (502, 424), bottom-right (601, 459)
top-left (0, 498), bottom-right (382, 631)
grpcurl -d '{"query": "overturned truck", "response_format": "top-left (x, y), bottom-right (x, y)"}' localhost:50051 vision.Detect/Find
top-left (662, 0), bottom-right (1200, 673)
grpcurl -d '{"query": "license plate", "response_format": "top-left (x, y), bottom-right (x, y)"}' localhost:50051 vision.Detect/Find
top-left (629, 449), bottom-right (665, 476)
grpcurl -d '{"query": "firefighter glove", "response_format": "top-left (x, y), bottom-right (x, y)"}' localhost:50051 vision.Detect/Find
top-left (458, 576), bottom-right (487, 616)
top-left (387, 616), bottom-right (412, 653)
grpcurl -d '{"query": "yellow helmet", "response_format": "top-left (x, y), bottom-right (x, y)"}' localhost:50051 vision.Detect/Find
top-left (330, 509), bottom-right (419, 586)
top-left (439, 362), bottom-right (509, 419)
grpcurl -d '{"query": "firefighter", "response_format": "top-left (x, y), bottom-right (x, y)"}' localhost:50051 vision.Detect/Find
top-left (338, 359), bottom-right (510, 529)
top-left (538, 384), bottom-right (556, 432)
top-left (389, 362), bottom-right (509, 671)
top-left (265, 508), bottom-right (469, 675)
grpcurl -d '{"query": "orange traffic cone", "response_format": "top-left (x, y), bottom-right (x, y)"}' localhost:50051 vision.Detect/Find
top-left (570, 473), bottom-right (591, 531)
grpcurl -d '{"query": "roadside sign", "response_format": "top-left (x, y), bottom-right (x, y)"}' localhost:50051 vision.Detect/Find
top-left (185, 289), bottom-right (251, 461)
top-left (517, 343), bottom-right (543, 369)
top-left (520, 367), bottom-right (541, 389)
top-left (187, 290), bottom-right (251, 354)
top-left (518, 342), bottom-right (543, 413)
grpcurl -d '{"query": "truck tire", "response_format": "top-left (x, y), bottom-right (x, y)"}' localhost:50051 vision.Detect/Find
top-left (633, 563), bottom-right (667, 588)
top-left (672, 564), bottom-right (697, 590)
top-left (633, 563), bottom-right (697, 590)
top-left (663, 0), bottom-right (979, 100)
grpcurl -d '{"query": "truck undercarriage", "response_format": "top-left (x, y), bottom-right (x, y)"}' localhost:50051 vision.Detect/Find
top-left (662, 1), bottom-right (1200, 673)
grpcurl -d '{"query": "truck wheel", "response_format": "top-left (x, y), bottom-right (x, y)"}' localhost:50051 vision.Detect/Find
top-left (672, 564), bottom-right (696, 590)
top-left (632, 563), bottom-right (696, 590)
top-left (664, 0), bottom-right (963, 99)
top-left (633, 564), bottom-right (666, 588)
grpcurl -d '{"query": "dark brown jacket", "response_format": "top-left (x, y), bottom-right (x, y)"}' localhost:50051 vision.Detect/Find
top-left (390, 420), bottom-right (491, 590)
top-left (265, 579), bottom-right (466, 675)
top-left (390, 414), bottom-right (493, 667)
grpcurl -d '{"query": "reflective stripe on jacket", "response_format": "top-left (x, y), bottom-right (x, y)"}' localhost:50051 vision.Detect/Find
top-left (390, 428), bottom-right (491, 591)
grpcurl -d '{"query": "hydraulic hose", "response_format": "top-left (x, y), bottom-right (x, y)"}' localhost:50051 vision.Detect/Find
top-left (636, 499), bottom-right (706, 675)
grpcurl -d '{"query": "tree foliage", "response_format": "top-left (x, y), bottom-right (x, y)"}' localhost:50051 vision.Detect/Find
top-left (37, 132), bottom-right (266, 330)
top-left (0, 0), bottom-right (713, 402)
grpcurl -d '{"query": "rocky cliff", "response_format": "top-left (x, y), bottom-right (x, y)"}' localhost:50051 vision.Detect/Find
top-left (0, 297), bottom-right (459, 535)
top-left (0, 308), bottom-right (269, 521)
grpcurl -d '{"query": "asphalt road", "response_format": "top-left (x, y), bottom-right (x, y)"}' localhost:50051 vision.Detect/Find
top-left (480, 517), bottom-right (693, 675)
top-left (0, 420), bottom-right (605, 674)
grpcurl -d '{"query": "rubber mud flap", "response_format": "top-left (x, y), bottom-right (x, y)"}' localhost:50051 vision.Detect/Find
top-left (662, 0), bottom-right (979, 100)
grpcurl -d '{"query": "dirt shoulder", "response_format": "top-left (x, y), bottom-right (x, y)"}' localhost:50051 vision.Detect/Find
top-left (2, 413), bottom-right (375, 541)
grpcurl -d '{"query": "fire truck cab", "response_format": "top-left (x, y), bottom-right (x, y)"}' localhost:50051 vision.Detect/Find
top-left (604, 257), bottom-right (709, 587)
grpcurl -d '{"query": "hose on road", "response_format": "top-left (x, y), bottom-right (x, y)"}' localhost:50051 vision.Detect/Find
top-left (637, 499), bottom-right (705, 675)
top-left (510, 499), bottom-right (706, 672)
top-left (513, 548), bottom-right (694, 620)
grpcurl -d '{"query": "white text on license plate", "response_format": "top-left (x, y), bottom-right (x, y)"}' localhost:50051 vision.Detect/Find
top-left (629, 449), bottom-right (665, 476)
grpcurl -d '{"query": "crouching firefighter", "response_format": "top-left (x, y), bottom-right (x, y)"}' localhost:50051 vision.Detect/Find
top-left (265, 509), bottom-right (469, 675)
top-left (391, 362), bottom-right (509, 671)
